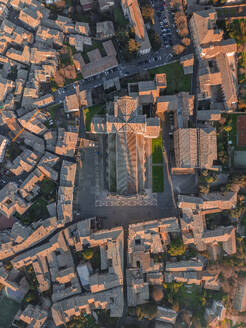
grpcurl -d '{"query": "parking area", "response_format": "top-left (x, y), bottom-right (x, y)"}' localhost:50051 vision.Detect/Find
top-left (153, 0), bottom-right (178, 48)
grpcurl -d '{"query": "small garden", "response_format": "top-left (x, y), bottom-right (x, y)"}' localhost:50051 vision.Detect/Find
top-left (162, 282), bottom-right (206, 322)
top-left (15, 198), bottom-right (49, 226)
top-left (152, 166), bottom-right (164, 193)
top-left (213, 117), bottom-right (231, 170)
top-left (26, 265), bottom-right (38, 289)
top-left (15, 176), bottom-right (57, 225)
top-left (74, 247), bottom-right (101, 271)
top-left (152, 134), bottom-right (163, 164)
top-left (198, 169), bottom-right (219, 195)
top-left (67, 313), bottom-right (99, 328)
top-left (129, 282), bottom-right (210, 326)
top-left (38, 178), bottom-right (57, 203)
top-left (114, 24), bottom-right (140, 61)
top-left (167, 238), bottom-right (186, 257)
top-left (152, 134), bottom-right (164, 193)
top-left (5, 142), bottom-right (22, 161)
top-left (149, 62), bottom-right (192, 94)
top-left (84, 104), bottom-right (106, 131)
top-left (113, 8), bottom-right (128, 28)
top-left (47, 102), bottom-right (64, 122)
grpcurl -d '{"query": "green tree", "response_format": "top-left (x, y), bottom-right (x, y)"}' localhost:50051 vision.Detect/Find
top-left (224, 125), bottom-right (232, 132)
top-left (83, 248), bottom-right (94, 260)
top-left (141, 6), bottom-right (155, 24)
top-left (201, 169), bottom-right (209, 177)
top-left (128, 39), bottom-right (139, 53)
top-left (168, 239), bottom-right (186, 256)
top-left (200, 184), bottom-right (210, 195)
top-left (163, 282), bottom-right (184, 304)
top-left (205, 175), bottom-right (214, 184)
top-left (24, 290), bottom-right (38, 304)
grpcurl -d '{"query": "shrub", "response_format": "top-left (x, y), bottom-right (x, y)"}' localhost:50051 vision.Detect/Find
top-left (136, 303), bottom-right (157, 320)
top-left (181, 37), bottom-right (190, 46)
top-left (168, 238), bottom-right (186, 256)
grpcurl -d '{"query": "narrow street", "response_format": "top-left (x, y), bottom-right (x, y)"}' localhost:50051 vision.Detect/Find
top-left (116, 226), bottom-right (128, 328)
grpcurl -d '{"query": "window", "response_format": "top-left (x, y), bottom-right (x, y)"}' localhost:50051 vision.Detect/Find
top-left (135, 239), bottom-right (141, 246)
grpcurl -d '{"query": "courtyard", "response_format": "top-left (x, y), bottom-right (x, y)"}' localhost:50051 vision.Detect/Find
top-left (149, 62), bottom-right (192, 94)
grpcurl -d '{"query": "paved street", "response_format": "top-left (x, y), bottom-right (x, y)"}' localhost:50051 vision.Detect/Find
top-left (53, 50), bottom-right (177, 105)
